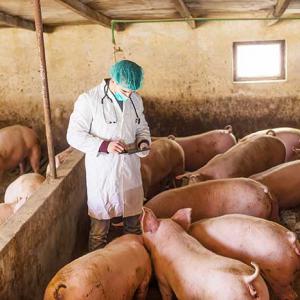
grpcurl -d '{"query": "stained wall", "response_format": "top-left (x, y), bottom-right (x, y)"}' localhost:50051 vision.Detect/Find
top-left (0, 20), bottom-right (300, 151)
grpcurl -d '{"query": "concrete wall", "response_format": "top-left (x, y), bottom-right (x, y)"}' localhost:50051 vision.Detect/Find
top-left (0, 20), bottom-right (300, 151)
top-left (0, 150), bottom-right (89, 300)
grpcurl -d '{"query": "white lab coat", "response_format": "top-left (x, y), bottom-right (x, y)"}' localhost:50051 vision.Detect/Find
top-left (67, 80), bottom-right (151, 220)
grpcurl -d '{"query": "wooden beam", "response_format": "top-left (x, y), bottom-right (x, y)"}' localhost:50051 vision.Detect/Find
top-left (0, 10), bottom-right (52, 33)
top-left (172, 0), bottom-right (196, 29)
top-left (273, 0), bottom-right (292, 17)
top-left (267, 0), bottom-right (291, 26)
top-left (53, 0), bottom-right (114, 29)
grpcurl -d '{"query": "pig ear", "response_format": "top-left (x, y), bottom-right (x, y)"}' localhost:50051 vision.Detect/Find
top-left (171, 208), bottom-right (192, 231)
top-left (141, 207), bottom-right (160, 233)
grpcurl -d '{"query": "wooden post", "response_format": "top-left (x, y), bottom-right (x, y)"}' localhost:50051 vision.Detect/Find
top-left (33, 0), bottom-right (57, 179)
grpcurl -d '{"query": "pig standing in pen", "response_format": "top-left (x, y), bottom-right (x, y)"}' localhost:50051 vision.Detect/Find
top-left (177, 134), bottom-right (286, 184)
top-left (142, 207), bottom-right (269, 300)
top-left (141, 138), bottom-right (184, 199)
top-left (145, 178), bottom-right (278, 221)
top-left (189, 214), bottom-right (300, 300)
top-left (44, 234), bottom-right (152, 300)
top-left (0, 125), bottom-right (41, 180)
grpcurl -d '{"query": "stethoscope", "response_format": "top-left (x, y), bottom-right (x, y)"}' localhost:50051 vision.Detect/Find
top-left (100, 82), bottom-right (140, 125)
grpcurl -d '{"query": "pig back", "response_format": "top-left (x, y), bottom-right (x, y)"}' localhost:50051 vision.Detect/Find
top-left (241, 127), bottom-right (300, 161)
top-left (197, 135), bottom-right (286, 180)
top-left (189, 214), bottom-right (300, 299)
top-left (174, 127), bottom-right (237, 171)
top-left (44, 235), bottom-right (151, 300)
top-left (145, 178), bottom-right (274, 222)
top-left (250, 160), bottom-right (300, 209)
top-left (141, 139), bottom-right (184, 198)
top-left (0, 125), bottom-right (40, 170)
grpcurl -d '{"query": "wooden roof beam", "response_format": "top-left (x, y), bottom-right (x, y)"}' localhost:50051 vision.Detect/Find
top-left (273, 0), bottom-right (292, 17)
top-left (268, 0), bottom-right (291, 25)
top-left (172, 0), bottom-right (196, 29)
top-left (0, 10), bottom-right (52, 32)
top-left (53, 0), bottom-right (118, 30)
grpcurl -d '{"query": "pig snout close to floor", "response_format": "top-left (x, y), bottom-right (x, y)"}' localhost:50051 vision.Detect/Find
top-left (141, 207), bottom-right (269, 300)
top-left (145, 178), bottom-right (279, 222)
top-left (189, 214), bottom-right (300, 300)
top-left (0, 125), bottom-right (41, 181)
top-left (44, 234), bottom-right (152, 300)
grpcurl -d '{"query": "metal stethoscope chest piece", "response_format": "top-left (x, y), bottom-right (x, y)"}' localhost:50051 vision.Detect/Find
top-left (101, 83), bottom-right (141, 125)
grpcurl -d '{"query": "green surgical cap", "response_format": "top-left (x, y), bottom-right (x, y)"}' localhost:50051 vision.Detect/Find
top-left (110, 60), bottom-right (144, 91)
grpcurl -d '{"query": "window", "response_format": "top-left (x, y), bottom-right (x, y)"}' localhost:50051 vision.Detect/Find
top-left (233, 40), bottom-right (286, 82)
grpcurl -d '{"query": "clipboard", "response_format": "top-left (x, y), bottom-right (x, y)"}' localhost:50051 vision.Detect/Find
top-left (120, 148), bottom-right (151, 154)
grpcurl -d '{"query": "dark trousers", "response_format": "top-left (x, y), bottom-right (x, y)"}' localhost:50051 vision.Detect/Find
top-left (88, 214), bottom-right (141, 252)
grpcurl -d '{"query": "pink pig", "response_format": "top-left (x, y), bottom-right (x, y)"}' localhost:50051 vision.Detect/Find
top-left (141, 207), bottom-right (269, 300)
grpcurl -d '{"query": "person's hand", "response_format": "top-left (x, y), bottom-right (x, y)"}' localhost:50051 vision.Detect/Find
top-left (107, 141), bottom-right (125, 153)
top-left (139, 142), bottom-right (149, 150)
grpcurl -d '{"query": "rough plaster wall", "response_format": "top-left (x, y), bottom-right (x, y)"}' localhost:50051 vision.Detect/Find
top-left (0, 20), bottom-right (300, 153)
top-left (0, 150), bottom-right (88, 300)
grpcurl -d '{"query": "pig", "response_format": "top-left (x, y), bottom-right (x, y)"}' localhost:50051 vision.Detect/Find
top-left (163, 125), bottom-right (237, 171)
top-left (145, 178), bottom-right (278, 221)
top-left (142, 207), bottom-right (269, 300)
top-left (46, 147), bottom-right (74, 177)
top-left (141, 139), bottom-right (184, 199)
top-left (250, 160), bottom-right (300, 209)
top-left (241, 127), bottom-right (300, 161)
top-left (0, 125), bottom-right (41, 180)
top-left (0, 198), bottom-right (26, 226)
top-left (178, 135), bottom-right (286, 184)
top-left (44, 234), bottom-right (152, 300)
top-left (4, 173), bottom-right (45, 204)
top-left (189, 214), bottom-right (300, 300)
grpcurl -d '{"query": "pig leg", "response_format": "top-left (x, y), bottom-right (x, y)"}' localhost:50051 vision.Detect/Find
top-left (19, 161), bottom-right (25, 175)
top-left (268, 191), bottom-right (280, 221)
top-left (134, 274), bottom-right (151, 300)
top-left (29, 144), bottom-right (41, 173)
top-left (157, 277), bottom-right (173, 300)
top-left (272, 284), bottom-right (297, 300)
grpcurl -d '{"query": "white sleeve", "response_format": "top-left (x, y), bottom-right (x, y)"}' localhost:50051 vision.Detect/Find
top-left (66, 94), bottom-right (103, 156)
top-left (135, 97), bottom-right (151, 158)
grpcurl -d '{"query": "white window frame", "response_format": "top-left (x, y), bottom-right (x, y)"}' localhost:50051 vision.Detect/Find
top-left (233, 40), bottom-right (286, 83)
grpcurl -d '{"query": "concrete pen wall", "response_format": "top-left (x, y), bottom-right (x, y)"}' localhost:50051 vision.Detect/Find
top-left (0, 150), bottom-right (89, 300)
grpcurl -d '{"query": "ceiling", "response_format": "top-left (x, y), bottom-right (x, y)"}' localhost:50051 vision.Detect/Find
top-left (0, 0), bottom-right (299, 31)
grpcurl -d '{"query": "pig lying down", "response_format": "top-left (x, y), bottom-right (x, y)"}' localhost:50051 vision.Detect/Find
top-left (0, 125), bottom-right (41, 180)
top-left (145, 178), bottom-right (278, 221)
top-left (142, 208), bottom-right (269, 300)
top-left (189, 214), bottom-right (300, 300)
top-left (44, 234), bottom-right (152, 300)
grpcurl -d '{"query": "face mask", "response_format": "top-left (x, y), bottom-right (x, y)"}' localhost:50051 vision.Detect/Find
top-left (114, 92), bottom-right (129, 102)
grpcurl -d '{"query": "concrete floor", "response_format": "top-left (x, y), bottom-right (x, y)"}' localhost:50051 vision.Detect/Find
top-left (1, 165), bottom-right (299, 299)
